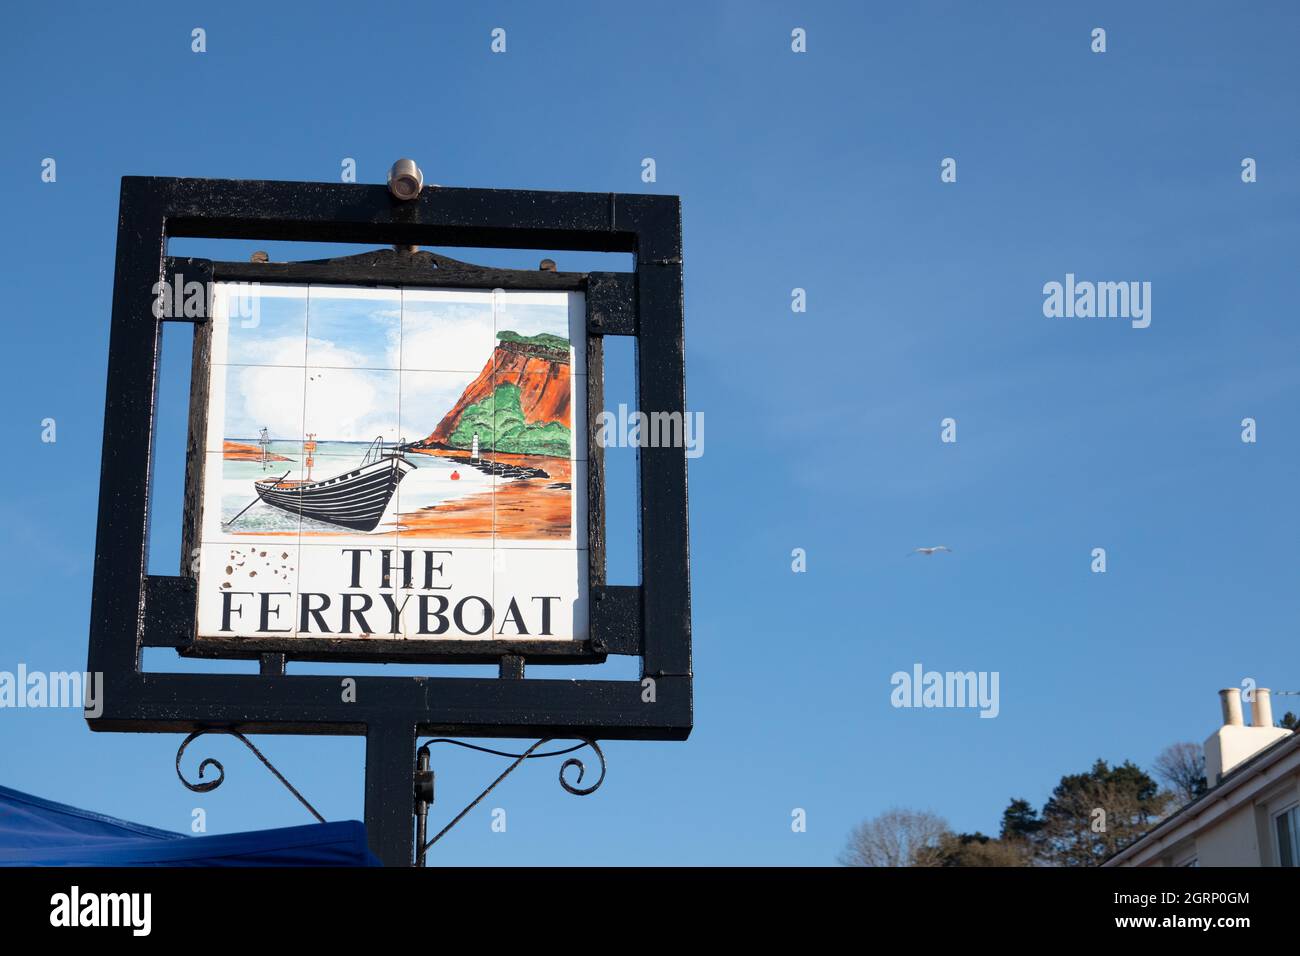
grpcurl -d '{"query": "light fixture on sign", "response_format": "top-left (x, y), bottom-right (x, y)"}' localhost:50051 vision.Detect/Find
top-left (387, 158), bottom-right (424, 201)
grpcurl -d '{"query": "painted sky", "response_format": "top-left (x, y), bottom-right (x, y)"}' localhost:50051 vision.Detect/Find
top-left (219, 289), bottom-right (573, 444)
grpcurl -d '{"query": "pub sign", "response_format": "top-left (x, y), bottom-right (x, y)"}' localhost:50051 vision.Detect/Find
top-left (87, 172), bottom-right (691, 864)
top-left (190, 283), bottom-right (588, 654)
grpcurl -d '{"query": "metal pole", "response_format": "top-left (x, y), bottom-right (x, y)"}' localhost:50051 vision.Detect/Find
top-left (364, 721), bottom-right (417, 866)
top-left (414, 747), bottom-right (433, 867)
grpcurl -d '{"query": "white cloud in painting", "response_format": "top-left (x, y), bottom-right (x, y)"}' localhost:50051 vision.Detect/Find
top-left (223, 335), bottom-right (306, 369)
top-left (305, 337), bottom-right (374, 369)
top-left (226, 366), bottom-right (303, 440)
top-left (400, 303), bottom-right (495, 371)
top-left (399, 371), bottom-right (477, 438)
top-left (304, 368), bottom-right (399, 443)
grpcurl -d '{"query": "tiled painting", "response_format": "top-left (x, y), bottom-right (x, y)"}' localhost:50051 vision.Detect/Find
top-left (195, 282), bottom-right (587, 644)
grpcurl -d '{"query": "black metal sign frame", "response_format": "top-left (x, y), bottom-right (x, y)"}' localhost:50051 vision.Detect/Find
top-left (86, 177), bottom-right (692, 865)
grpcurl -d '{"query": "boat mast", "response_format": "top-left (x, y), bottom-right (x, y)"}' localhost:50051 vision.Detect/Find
top-left (258, 427), bottom-right (272, 470)
top-left (471, 431), bottom-right (479, 461)
top-left (304, 432), bottom-right (317, 481)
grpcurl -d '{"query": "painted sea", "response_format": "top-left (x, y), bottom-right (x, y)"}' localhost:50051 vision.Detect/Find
top-left (219, 439), bottom-right (493, 534)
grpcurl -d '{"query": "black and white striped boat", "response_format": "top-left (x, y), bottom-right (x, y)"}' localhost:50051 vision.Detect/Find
top-left (254, 437), bottom-right (415, 532)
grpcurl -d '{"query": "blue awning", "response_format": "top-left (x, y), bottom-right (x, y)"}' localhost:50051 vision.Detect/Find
top-left (0, 784), bottom-right (379, 866)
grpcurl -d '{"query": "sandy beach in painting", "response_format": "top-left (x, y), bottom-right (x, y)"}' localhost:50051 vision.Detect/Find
top-left (398, 448), bottom-right (572, 540)
top-left (222, 439), bottom-right (293, 462)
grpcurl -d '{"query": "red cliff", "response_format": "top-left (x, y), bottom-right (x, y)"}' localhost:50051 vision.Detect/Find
top-left (423, 342), bottom-right (571, 446)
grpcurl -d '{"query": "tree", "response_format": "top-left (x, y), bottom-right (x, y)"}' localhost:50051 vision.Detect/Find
top-left (1000, 798), bottom-right (1042, 841)
top-left (839, 808), bottom-right (949, 867)
top-left (937, 831), bottom-right (1032, 867)
top-left (1152, 742), bottom-right (1207, 807)
top-left (1281, 712), bottom-right (1298, 731)
top-left (1036, 759), bottom-right (1171, 866)
top-left (841, 811), bottom-right (1031, 867)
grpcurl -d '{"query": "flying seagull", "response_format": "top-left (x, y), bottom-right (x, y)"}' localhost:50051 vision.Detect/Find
top-left (911, 546), bottom-right (952, 556)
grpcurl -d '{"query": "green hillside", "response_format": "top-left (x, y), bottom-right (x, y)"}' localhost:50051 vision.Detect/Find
top-left (496, 329), bottom-right (570, 351)
top-left (448, 383), bottom-right (571, 457)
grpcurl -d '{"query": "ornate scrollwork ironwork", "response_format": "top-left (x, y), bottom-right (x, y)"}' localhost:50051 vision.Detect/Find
top-left (175, 729), bottom-right (325, 823)
top-left (416, 737), bottom-right (605, 863)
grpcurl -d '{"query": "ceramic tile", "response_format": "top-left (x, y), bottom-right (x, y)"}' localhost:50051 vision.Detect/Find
top-left (297, 543), bottom-right (399, 639)
top-left (297, 367), bottom-right (401, 550)
top-left (294, 452), bottom-right (401, 553)
top-left (303, 367), bottom-right (400, 448)
top-left (195, 540), bottom-right (300, 639)
top-left (397, 368), bottom-right (488, 450)
top-left (400, 288), bottom-right (496, 372)
top-left (305, 285), bottom-right (401, 369)
top-left (399, 546), bottom-right (494, 640)
top-left (211, 283), bottom-right (309, 368)
top-left (493, 458), bottom-right (586, 548)
top-left (207, 364), bottom-right (305, 455)
top-left (393, 369), bottom-right (495, 547)
top-left (392, 465), bottom-right (496, 548)
top-left (200, 449), bottom-right (304, 545)
top-left (489, 298), bottom-right (585, 460)
top-left (492, 548), bottom-right (589, 642)
top-left (493, 289), bottom-right (586, 375)
top-left (490, 369), bottom-right (589, 463)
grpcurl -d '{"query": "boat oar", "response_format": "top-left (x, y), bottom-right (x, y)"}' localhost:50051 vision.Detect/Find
top-left (226, 470), bottom-right (290, 527)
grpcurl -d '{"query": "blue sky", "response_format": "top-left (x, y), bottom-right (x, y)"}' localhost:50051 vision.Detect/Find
top-left (2, 0), bottom-right (1299, 865)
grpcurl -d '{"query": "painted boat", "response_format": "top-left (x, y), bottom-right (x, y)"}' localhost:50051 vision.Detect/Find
top-left (254, 438), bottom-right (414, 532)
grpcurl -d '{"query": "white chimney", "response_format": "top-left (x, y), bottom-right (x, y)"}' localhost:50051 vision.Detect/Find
top-left (1252, 688), bottom-right (1274, 728)
top-left (1220, 687), bottom-right (1244, 726)
top-left (1204, 687), bottom-right (1291, 785)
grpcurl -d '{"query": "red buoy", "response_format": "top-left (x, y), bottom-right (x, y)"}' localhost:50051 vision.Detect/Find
top-left (450, 470), bottom-right (460, 480)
